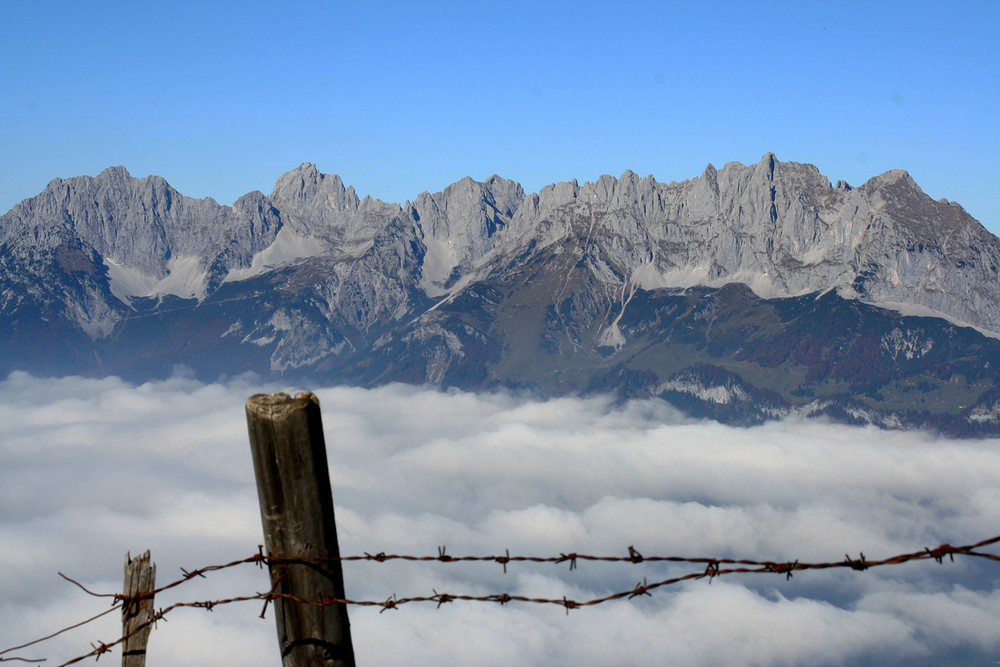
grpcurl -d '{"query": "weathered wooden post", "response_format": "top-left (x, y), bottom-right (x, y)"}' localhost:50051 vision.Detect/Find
top-left (245, 392), bottom-right (355, 667)
top-left (121, 550), bottom-right (155, 667)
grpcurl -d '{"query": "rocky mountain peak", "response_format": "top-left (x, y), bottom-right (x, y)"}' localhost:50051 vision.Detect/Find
top-left (96, 165), bottom-right (133, 183)
top-left (865, 168), bottom-right (913, 186)
top-left (265, 164), bottom-right (391, 247)
top-left (760, 151), bottom-right (777, 180)
top-left (271, 163), bottom-right (347, 208)
top-left (533, 178), bottom-right (580, 210)
top-left (409, 175), bottom-right (526, 295)
top-left (273, 161), bottom-right (321, 187)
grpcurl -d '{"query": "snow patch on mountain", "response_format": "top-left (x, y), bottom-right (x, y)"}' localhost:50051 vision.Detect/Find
top-left (225, 227), bottom-right (327, 282)
top-left (880, 328), bottom-right (934, 361)
top-left (419, 236), bottom-right (459, 296)
top-left (157, 256), bottom-right (207, 300)
top-left (658, 378), bottom-right (749, 405)
top-left (104, 255), bottom-right (207, 301)
top-left (635, 264), bottom-right (786, 299)
top-left (968, 402), bottom-right (1000, 424)
top-left (104, 258), bottom-right (157, 304)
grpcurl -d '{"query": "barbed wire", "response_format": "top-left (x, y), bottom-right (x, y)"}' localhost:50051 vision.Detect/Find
top-left (2, 534), bottom-right (998, 666)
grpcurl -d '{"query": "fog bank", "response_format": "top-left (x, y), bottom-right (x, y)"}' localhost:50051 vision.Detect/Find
top-left (1, 372), bottom-right (997, 665)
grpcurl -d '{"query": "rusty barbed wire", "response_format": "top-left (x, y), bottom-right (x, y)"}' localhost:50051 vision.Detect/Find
top-left (2, 534), bottom-right (998, 666)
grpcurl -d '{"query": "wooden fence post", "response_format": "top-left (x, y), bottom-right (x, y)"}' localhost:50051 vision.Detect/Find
top-left (121, 550), bottom-right (155, 667)
top-left (245, 392), bottom-right (355, 667)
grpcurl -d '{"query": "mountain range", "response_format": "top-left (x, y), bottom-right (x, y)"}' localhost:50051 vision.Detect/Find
top-left (3, 153), bottom-right (999, 436)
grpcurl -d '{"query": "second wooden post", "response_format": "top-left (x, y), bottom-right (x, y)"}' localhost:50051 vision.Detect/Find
top-left (122, 550), bottom-right (155, 667)
top-left (246, 391), bottom-right (355, 667)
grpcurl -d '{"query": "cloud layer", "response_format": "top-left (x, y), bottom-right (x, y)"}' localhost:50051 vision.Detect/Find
top-left (1, 373), bottom-right (998, 666)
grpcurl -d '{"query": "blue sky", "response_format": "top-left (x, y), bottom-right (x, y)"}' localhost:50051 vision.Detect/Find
top-left (2, 1), bottom-right (998, 234)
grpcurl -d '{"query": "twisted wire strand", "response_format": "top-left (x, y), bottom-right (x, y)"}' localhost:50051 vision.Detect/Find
top-left (2, 534), bottom-right (996, 666)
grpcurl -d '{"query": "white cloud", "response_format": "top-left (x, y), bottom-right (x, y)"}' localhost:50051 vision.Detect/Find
top-left (0, 374), bottom-right (998, 666)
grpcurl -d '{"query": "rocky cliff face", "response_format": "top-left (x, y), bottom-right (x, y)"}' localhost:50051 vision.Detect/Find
top-left (2, 154), bottom-right (999, 435)
top-left (490, 155), bottom-right (1000, 335)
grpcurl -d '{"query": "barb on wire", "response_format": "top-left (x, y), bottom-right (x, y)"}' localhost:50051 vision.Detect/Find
top-left (926, 544), bottom-right (956, 563)
top-left (628, 578), bottom-right (652, 599)
top-left (557, 553), bottom-right (579, 571)
top-left (844, 553), bottom-right (868, 571)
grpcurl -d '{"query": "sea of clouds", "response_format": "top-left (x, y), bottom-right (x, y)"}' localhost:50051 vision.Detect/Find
top-left (0, 371), bottom-right (998, 666)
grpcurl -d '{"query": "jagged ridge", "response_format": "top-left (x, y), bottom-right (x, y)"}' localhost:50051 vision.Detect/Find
top-left (2, 154), bottom-right (999, 435)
